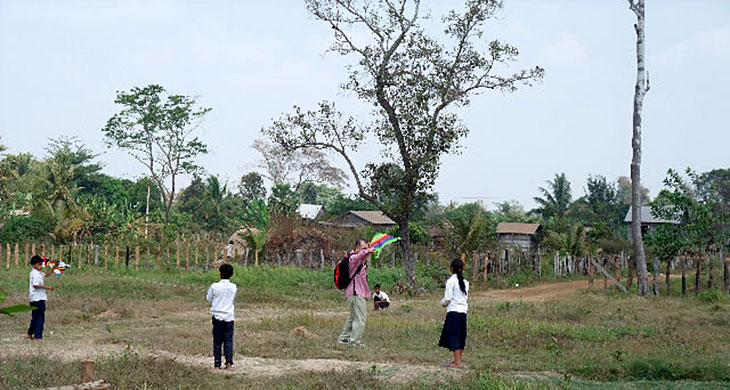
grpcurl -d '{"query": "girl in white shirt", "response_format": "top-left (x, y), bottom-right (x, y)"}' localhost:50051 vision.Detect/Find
top-left (438, 258), bottom-right (469, 368)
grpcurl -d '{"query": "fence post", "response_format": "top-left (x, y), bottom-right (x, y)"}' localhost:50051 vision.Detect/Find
top-left (320, 249), bottom-right (325, 269)
top-left (185, 245), bottom-right (190, 269)
top-left (614, 256), bottom-right (621, 292)
top-left (296, 250), bottom-right (302, 267)
top-left (244, 248), bottom-right (249, 267)
top-left (206, 245), bottom-right (210, 269)
top-left (176, 243), bottom-right (181, 268)
top-left (115, 246), bottom-right (119, 268)
top-left (135, 246), bottom-right (140, 270)
top-left (588, 258), bottom-right (594, 290)
top-left (14, 243), bottom-right (19, 266)
top-left (157, 246), bottom-right (162, 269)
top-left (25, 243), bottom-right (30, 265)
top-left (483, 253), bottom-right (489, 283)
top-left (194, 246), bottom-right (199, 268)
top-left (471, 252), bottom-right (478, 282)
top-left (78, 244), bottom-right (83, 268)
top-left (94, 245), bottom-right (99, 267)
top-left (51, 244), bottom-right (55, 260)
top-left (603, 258), bottom-right (608, 289)
top-left (104, 246), bottom-right (108, 269)
top-left (233, 248), bottom-right (238, 265)
top-left (146, 246), bottom-right (151, 268)
top-left (4, 243), bottom-right (9, 269)
top-left (166, 246), bottom-right (171, 267)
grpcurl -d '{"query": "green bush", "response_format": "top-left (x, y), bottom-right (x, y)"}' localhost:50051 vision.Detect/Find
top-left (0, 215), bottom-right (50, 242)
top-left (697, 289), bottom-right (726, 303)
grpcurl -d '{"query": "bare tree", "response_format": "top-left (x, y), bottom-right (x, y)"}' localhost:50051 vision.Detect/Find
top-left (252, 138), bottom-right (347, 190)
top-left (628, 0), bottom-right (650, 296)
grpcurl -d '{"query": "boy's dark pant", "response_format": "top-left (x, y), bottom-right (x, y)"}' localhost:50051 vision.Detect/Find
top-left (27, 300), bottom-right (46, 339)
top-left (212, 317), bottom-right (234, 367)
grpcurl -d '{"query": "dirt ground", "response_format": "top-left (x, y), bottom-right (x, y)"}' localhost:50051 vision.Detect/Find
top-left (1, 279), bottom-right (596, 382)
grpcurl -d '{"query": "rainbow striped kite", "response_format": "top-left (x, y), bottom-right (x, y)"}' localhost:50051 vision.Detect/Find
top-left (369, 233), bottom-right (401, 258)
top-left (43, 258), bottom-right (71, 276)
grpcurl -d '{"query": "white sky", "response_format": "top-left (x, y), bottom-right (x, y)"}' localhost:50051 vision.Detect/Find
top-left (1, 0), bottom-right (728, 210)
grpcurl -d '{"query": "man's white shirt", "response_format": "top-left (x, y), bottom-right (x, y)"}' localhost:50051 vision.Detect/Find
top-left (374, 291), bottom-right (390, 302)
top-left (29, 268), bottom-right (47, 302)
top-left (440, 274), bottom-right (469, 313)
top-left (206, 279), bottom-right (237, 322)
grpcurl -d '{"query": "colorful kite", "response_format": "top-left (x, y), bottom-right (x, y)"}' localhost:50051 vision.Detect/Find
top-left (369, 233), bottom-right (401, 258)
top-left (43, 258), bottom-right (71, 276)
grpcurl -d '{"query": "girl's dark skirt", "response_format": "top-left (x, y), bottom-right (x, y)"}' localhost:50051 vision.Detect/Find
top-left (438, 311), bottom-right (467, 351)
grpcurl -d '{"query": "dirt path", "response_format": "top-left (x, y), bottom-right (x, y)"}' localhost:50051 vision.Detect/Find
top-left (476, 280), bottom-right (591, 302)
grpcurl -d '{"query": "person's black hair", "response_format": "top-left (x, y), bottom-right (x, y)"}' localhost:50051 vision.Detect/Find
top-left (354, 238), bottom-right (368, 249)
top-left (374, 284), bottom-right (381, 289)
top-left (30, 255), bottom-right (43, 265)
top-left (450, 259), bottom-right (467, 295)
top-left (219, 263), bottom-right (234, 279)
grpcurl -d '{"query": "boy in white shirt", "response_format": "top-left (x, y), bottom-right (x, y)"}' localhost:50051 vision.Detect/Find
top-left (373, 284), bottom-right (390, 310)
top-left (27, 255), bottom-right (57, 341)
top-left (206, 263), bottom-right (237, 369)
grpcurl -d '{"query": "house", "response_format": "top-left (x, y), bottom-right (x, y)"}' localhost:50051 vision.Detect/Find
top-left (332, 210), bottom-right (397, 230)
top-left (624, 206), bottom-right (680, 239)
top-left (425, 221), bottom-right (453, 247)
top-left (297, 204), bottom-right (325, 221)
top-left (496, 222), bottom-right (542, 252)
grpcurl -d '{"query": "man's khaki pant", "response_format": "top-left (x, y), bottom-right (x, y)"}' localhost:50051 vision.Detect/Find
top-left (338, 295), bottom-right (367, 344)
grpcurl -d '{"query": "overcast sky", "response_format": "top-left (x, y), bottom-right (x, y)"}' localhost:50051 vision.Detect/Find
top-left (1, 0), bottom-right (728, 210)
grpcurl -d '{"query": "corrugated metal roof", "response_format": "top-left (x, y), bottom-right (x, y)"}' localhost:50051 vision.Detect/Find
top-left (297, 204), bottom-right (323, 220)
top-left (349, 210), bottom-right (396, 225)
top-left (624, 206), bottom-right (680, 224)
top-left (496, 222), bottom-right (541, 235)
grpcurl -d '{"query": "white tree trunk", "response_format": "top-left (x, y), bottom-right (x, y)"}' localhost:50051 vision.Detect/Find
top-left (145, 181), bottom-right (151, 237)
top-left (629, 0), bottom-right (650, 296)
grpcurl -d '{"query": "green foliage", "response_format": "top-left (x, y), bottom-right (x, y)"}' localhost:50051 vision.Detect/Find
top-left (102, 84), bottom-right (210, 223)
top-left (324, 193), bottom-right (378, 216)
top-left (268, 183), bottom-right (300, 216)
top-left (653, 168), bottom-right (729, 253)
top-left (238, 171), bottom-right (266, 204)
top-left (0, 214), bottom-right (49, 242)
top-left (493, 200), bottom-right (537, 224)
top-left (386, 221), bottom-right (430, 245)
top-left (533, 173), bottom-right (572, 219)
top-left (586, 175), bottom-right (621, 228)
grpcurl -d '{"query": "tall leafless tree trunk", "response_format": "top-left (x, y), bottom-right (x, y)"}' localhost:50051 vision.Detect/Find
top-left (629, 0), bottom-right (650, 296)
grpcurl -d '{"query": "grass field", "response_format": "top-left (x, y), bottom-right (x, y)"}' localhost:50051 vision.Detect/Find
top-left (1, 264), bottom-right (729, 389)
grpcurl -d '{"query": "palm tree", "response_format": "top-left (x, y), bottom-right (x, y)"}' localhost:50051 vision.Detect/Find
top-left (533, 173), bottom-right (572, 219)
